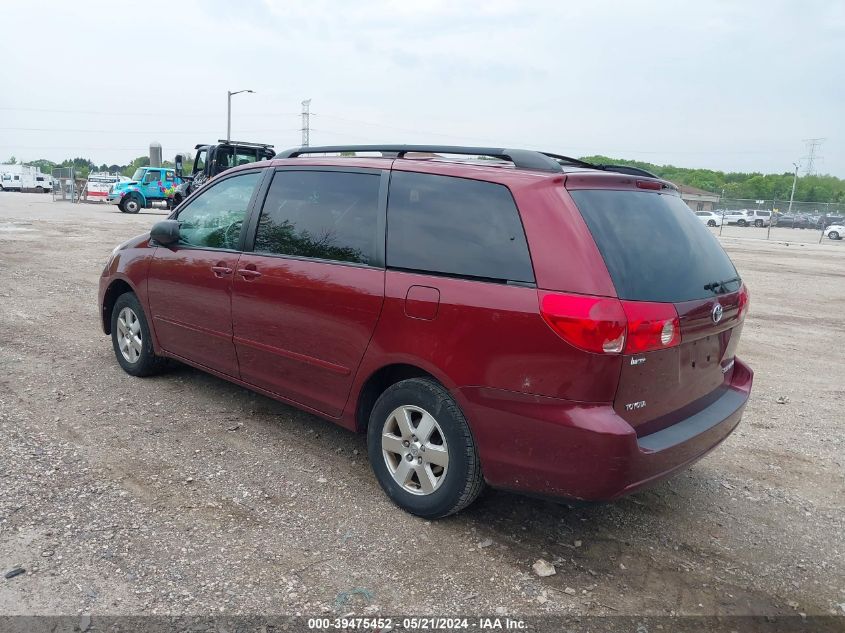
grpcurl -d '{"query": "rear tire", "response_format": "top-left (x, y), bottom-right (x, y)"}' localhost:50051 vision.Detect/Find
top-left (707, 220), bottom-right (716, 227)
top-left (755, 219), bottom-right (763, 227)
top-left (829, 231), bottom-right (840, 240)
top-left (367, 378), bottom-right (484, 518)
top-left (738, 219), bottom-right (747, 227)
top-left (110, 292), bottom-right (167, 377)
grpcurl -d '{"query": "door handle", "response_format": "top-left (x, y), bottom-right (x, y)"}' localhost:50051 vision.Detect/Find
top-left (238, 268), bottom-right (262, 279)
top-left (211, 265), bottom-right (233, 277)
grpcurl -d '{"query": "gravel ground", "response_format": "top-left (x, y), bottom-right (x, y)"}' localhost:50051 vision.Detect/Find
top-left (0, 192), bottom-right (843, 619)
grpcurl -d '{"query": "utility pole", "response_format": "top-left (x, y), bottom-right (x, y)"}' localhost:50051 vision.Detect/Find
top-left (787, 162), bottom-right (799, 214)
top-left (227, 89), bottom-right (254, 142)
top-left (801, 138), bottom-right (824, 176)
top-left (301, 99), bottom-right (311, 147)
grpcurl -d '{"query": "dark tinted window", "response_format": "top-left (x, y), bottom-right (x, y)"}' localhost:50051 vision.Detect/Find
top-left (254, 170), bottom-right (380, 265)
top-left (386, 172), bottom-right (534, 282)
top-left (218, 148), bottom-right (262, 170)
top-left (570, 190), bottom-right (739, 302)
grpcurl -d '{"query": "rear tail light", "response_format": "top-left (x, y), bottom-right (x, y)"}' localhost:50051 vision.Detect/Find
top-left (621, 300), bottom-right (680, 354)
top-left (539, 292), bottom-right (681, 355)
top-left (539, 292), bottom-right (626, 354)
top-left (737, 284), bottom-right (750, 320)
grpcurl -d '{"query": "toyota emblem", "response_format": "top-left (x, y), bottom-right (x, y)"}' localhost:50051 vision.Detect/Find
top-left (712, 303), bottom-right (724, 324)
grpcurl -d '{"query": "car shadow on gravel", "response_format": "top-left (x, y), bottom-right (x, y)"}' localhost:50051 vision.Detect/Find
top-left (137, 362), bottom-right (795, 616)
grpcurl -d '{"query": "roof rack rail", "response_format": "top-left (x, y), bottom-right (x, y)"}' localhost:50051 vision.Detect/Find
top-left (214, 139), bottom-right (275, 148)
top-left (276, 145), bottom-right (565, 173)
top-left (276, 145), bottom-right (664, 180)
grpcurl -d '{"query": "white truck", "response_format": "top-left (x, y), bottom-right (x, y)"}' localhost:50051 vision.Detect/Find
top-left (0, 164), bottom-right (53, 193)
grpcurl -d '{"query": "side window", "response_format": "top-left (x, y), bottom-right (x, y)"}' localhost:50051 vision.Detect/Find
top-left (386, 172), bottom-right (534, 283)
top-left (254, 170), bottom-right (380, 265)
top-left (235, 150), bottom-right (259, 166)
top-left (194, 150), bottom-right (207, 173)
top-left (144, 170), bottom-right (160, 183)
top-left (176, 171), bottom-right (261, 250)
top-left (216, 149), bottom-right (233, 170)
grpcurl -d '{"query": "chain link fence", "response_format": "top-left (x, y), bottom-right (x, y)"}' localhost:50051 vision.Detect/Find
top-left (710, 198), bottom-right (845, 244)
top-left (51, 167), bottom-right (75, 202)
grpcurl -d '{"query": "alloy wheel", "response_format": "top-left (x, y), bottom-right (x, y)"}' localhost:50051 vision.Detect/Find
top-left (116, 306), bottom-right (142, 363)
top-left (381, 405), bottom-right (449, 495)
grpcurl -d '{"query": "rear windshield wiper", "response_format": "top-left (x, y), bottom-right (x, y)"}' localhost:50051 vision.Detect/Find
top-left (704, 276), bottom-right (741, 294)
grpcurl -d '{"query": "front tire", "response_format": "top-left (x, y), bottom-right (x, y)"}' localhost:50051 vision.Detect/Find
top-left (110, 292), bottom-right (167, 377)
top-left (120, 195), bottom-right (141, 214)
top-left (738, 219), bottom-right (747, 227)
top-left (755, 219), bottom-right (764, 227)
top-left (707, 220), bottom-right (716, 227)
top-left (829, 231), bottom-right (840, 240)
top-left (367, 378), bottom-right (484, 518)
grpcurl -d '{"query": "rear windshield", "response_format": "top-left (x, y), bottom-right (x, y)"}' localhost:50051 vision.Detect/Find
top-left (570, 189), bottom-right (739, 302)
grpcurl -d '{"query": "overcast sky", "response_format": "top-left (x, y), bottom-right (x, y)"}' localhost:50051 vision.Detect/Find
top-left (1, 0), bottom-right (842, 175)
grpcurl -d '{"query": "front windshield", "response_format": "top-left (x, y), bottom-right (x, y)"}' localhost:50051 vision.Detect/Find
top-left (131, 168), bottom-right (144, 181)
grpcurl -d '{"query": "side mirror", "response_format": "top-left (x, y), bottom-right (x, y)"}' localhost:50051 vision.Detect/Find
top-left (174, 153), bottom-right (184, 179)
top-left (150, 220), bottom-right (180, 246)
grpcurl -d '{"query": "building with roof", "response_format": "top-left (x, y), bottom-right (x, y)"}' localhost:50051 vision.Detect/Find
top-left (677, 184), bottom-right (720, 211)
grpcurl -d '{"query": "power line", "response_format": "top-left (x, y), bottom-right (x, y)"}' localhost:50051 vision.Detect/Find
top-left (0, 106), bottom-right (300, 118)
top-left (0, 126), bottom-right (301, 135)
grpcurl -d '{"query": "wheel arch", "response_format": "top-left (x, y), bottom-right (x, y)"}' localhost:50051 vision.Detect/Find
top-left (125, 188), bottom-right (147, 206)
top-left (354, 363), bottom-right (444, 433)
top-left (101, 277), bottom-right (137, 334)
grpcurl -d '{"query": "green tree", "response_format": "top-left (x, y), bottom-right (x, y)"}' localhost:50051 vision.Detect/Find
top-left (25, 159), bottom-right (57, 173)
top-left (578, 155), bottom-right (845, 203)
top-left (122, 156), bottom-right (151, 178)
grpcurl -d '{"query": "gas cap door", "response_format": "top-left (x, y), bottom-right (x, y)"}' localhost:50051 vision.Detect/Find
top-left (404, 285), bottom-right (440, 320)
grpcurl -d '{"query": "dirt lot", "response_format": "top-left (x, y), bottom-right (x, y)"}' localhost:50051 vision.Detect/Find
top-left (0, 192), bottom-right (843, 619)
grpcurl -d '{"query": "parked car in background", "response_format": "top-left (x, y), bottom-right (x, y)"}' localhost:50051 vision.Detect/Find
top-left (99, 144), bottom-right (753, 518)
top-left (818, 214), bottom-right (845, 229)
top-left (695, 211), bottom-right (722, 227)
top-left (722, 209), bottom-right (771, 227)
top-left (823, 224), bottom-right (844, 240)
top-left (773, 213), bottom-right (811, 229)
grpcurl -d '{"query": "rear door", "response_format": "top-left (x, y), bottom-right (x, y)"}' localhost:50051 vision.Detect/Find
top-left (569, 187), bottom-right (747, 435)
top-left (147, 169), bottom-right (264, 376)
top-left (231, 167), bottom-right (387, 416)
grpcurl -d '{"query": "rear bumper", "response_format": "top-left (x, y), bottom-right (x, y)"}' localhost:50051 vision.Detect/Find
top-left (458, 358), bottom-right (753, 501)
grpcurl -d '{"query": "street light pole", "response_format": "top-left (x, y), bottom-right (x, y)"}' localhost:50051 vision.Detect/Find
top-left (787, 162), bottom-right (799, 215)
top-left (227, 89), bottom-right (254, 142)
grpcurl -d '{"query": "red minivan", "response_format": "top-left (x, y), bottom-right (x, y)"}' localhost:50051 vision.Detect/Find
top-left (99, 145), bottom-right (752, 518)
